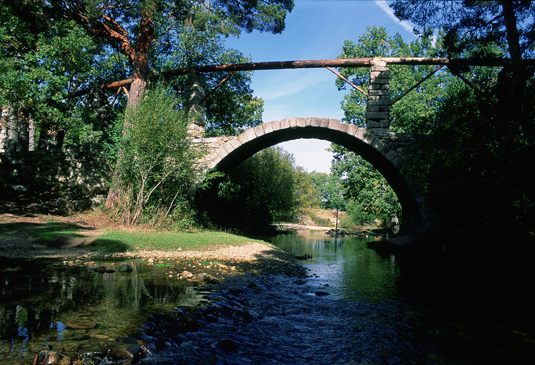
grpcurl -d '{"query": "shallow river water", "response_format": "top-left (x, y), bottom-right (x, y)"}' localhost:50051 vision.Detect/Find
top-left (1, 230), bottom-right (534, 364)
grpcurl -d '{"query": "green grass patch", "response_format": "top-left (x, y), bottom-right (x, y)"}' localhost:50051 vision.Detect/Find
top-left (86, 238), bottom-right (130, 252)
top-left (94, 229), bottom-right (265, 252)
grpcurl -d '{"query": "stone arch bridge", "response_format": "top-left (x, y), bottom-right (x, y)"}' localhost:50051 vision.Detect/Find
top-left (189, 61), bottom-right (423, 234)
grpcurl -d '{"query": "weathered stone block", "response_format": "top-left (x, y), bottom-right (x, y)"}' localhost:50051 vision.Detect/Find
top-left (245, 128), bottom-right (256, 140)
top-left (385, 149), bottom-right (398, 162)
top-left (364, 132), bottom-right (376, 145)
top-left (222, 141), bottom-right (234, 154)
top-left (370, 128), bottom-right (389, 137)
top-left (346, 124), bottom-right (359, 136)
top-left (238, 132), bottom-right (250, 144)
top-left (271, 120), bottom-right (282, 131)
top-left (366, 111), bottom-right (390, 120)
top-left (289, 118), bottom-right (298, 128)
top-left (372, 137), bottom-right (384, 151)
top-left (379, 143), bottom-right (391, 155)
top-left (370, 77), bottom-right (389, 84)
top-left (367, 105), bottom-right (380, 112)
top-left (367, 120), bottom-right (380, 128)
top-left (356, 127), bottom-right (365, 140)
top-left (370, 70), bottom-right (390, 79)
top-left (216, 148), bottom-right (228, 160)
top-left (264, 122), bottom-right (274, 134)
top-left (229, 137), bottom-right (242, 150)
top-left (369, 89), bottom-right (390, 96)
top-left (254, 125), bottom-right (265, 137)
top-left (379, 119), bottom-right (391, 128)
top-left (328, 119), bottom-right (339, 130)
top-left (369, 98), bottom-right (391, 106)
top-left (307, 117), bottom-right (321, 127)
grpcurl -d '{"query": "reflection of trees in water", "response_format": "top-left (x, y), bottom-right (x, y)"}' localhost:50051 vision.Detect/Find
top-left (0, 260), bottom-right (189, 354)
top-left (270, 233), bottom-right (399, 299)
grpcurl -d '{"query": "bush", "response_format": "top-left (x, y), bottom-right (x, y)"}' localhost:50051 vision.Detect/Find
top-left (107, 86), bottom-right (211, 227)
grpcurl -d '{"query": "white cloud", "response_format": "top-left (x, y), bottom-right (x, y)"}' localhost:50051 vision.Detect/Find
top-left (374, 1), bottom-right (415, 35)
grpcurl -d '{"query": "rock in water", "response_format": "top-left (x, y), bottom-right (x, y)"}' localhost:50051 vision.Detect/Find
top-left (119, 264), bottom-right (133, 273)
top-left (199, 273), bottom-right (219, 284)
top-left (217, 339), bottom-right (239, 352)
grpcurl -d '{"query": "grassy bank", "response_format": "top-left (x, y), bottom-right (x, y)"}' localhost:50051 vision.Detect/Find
top-left (0, 213), bottom-right (267, 254)
top-left (89, 230), bottom-right (263, 252)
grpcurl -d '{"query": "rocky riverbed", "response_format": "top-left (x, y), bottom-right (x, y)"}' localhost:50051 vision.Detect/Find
top-left (1, 214), bottom-right (312, 365)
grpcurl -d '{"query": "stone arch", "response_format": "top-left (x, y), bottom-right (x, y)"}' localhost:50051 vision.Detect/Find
top-left (205, 117), bottom-right (420, 233)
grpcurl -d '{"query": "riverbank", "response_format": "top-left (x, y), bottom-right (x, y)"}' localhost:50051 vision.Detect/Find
top-left (0, 213), bottom-right (310, 365)
top-left (0, 213), bottom-right (307, 280)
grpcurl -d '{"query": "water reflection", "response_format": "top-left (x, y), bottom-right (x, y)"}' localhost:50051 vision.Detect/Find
top-left (0, 259), bottom-right (189, 363)
top-left (269, 230), bottom-right (398, 300)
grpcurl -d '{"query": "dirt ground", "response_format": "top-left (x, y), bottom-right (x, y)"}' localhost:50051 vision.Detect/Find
top-left (0, 212), bottom-right (109, 259)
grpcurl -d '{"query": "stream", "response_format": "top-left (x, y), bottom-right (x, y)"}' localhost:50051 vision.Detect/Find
top-left (1, 230), bottom-right (534, 364)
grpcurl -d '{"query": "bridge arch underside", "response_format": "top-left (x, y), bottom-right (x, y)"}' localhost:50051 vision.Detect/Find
top-left (207, 119), bottom-right (420, 234)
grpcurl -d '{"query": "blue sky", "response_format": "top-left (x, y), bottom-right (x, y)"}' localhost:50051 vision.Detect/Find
top-left (225, 0), bottom-right (416, 173)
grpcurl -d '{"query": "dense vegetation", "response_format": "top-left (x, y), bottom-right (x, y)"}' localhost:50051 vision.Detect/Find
top-left (333, 2), bottom-right (535, 254)
top-left (0, 0), bottom-right (294, 226)
top-left (1, 1), bottom-right (534, 252)
top-left (197, 147), bottom-right (319, 234)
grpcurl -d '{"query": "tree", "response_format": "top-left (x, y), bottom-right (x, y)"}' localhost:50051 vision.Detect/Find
top-left (204, 147), bottom-right (306, 234)
top-left (337, 25), bottom-right (451, 134)
top-left (329, 26), bottom-right (437, 228)
top-left (329, 144), bottom-right (401, 223)
top-left (47, 0), bottom-right (294, 117)
top-left (153, 20), bottom-right (264, 136)
top-left (310, 172), bottom-right (345, 211)
top-left (391, 0), bottom-right (535, 61)
top-left (390, 1), bottom-right (535, 247)
top-left (109, 85), bottom-right (208, 227)
top-left (391, 0), bottom-right (535, 139)
top-left (0, 1), bottom-right (121, 149)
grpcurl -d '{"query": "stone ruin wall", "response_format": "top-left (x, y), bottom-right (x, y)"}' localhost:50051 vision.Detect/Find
top-left (0, 144), bottom-right (109, 208)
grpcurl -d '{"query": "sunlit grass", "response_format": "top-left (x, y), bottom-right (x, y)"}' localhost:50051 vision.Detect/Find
top-left (0, 215), bottom-right (269, 254)
top-left (91, 229), bottom-right (265, 252)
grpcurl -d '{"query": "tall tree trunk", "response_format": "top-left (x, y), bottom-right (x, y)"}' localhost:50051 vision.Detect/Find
top-left (123, 15), bottom-right (154, 134)
top-left (108, 14), bottom-right (155, 208)
top-left (500, 1), bottom-right (532, 140)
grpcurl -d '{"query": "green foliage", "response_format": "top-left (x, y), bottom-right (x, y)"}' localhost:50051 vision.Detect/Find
top-left (0, 1), bottom-right (123, 147)
top-left (109, 85), bottom-right (208, 227)
top-left (292, 166), bottom-right (322, 216)
top-left (309, 172), bottom-right (345, 210)
top-left (154, 21), bottom-right (264, 136)
top-left (337, 25), bottom-right (451, 134)
top-left (390, 0), bottom-right (535, 60)
top-left (204, 147), bottom-right (314, 233)
top-left (387, 1), bottom-right (535, 248)
top-left (1, 0), bottom-right (294, 149)
top-left (330, 144), bottom-right (401, 222)
top-left (345, 201), bottom-right (373, 226)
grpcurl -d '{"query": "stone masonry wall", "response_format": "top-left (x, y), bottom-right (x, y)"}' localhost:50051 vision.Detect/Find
top-left (0, 144), bottom-right (109, 207)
